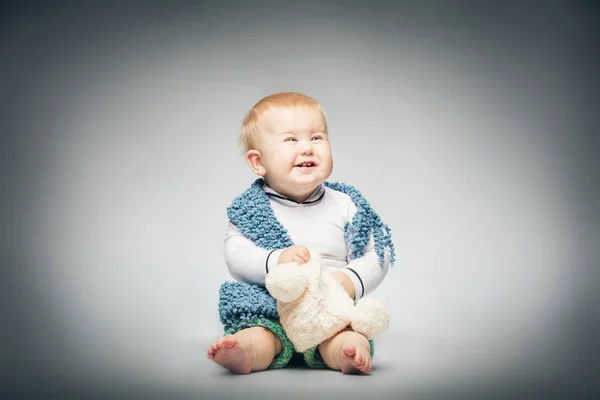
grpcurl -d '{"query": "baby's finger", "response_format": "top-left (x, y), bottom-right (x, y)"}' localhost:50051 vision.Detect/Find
top-left (292, 255), bottom-right (307, 265)
top-left (294, 251), bottom-right (309, 264)
top-left (278, 252), bottom-right (293, 265)
top-left (298, 247), bottom-right (310, 263)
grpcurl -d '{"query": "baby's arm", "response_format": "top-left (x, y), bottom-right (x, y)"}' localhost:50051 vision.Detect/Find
top-left (224, 221), bottom-right (284, 286)
top-left (224, 222), bottom-right (310, 285)
top-left (339, 203), bottom-right (391, 300)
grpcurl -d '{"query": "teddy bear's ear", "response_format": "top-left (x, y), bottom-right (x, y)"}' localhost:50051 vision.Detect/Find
top-left (265, 262), bottom-right (309, 302)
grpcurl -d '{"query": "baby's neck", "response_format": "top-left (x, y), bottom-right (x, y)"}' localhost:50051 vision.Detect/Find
top-left (266, 182), bottom-right (321, 204)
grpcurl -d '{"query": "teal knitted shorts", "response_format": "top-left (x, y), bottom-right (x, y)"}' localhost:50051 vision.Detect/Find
top-left (218, 281), bottom-right (374, 369)
top-left (224, 318), bottom-right (375, 369)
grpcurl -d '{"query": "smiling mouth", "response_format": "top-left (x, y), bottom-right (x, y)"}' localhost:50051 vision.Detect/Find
top-left (295, 162), bottom-right (317, 168)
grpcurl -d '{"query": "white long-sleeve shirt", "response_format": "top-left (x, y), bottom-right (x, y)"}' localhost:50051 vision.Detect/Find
top-left (224, 183), bottom-right (390, 300)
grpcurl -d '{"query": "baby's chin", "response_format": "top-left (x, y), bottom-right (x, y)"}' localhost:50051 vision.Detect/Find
top-left (290, 174), bottom-right (327, 186)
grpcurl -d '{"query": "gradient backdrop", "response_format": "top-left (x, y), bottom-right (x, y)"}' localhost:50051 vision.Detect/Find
top-left (1, 1), bottom-right (598, 399)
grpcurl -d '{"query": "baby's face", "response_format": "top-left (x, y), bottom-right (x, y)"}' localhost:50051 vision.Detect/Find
top-left (255, 106), bottom-right (333, 201)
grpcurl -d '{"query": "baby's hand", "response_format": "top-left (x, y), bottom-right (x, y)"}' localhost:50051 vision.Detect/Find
top-left (278, 246), bottom-right (310, 265)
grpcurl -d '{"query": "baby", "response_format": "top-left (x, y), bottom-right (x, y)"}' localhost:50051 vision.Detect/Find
top-left (207, 92), bottom-right (393, 374)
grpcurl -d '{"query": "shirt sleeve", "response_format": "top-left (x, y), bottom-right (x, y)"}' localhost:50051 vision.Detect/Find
top-left (340, 202), bottom-right (390, 300)
top-left (224, 221), bottom-right (283, 286)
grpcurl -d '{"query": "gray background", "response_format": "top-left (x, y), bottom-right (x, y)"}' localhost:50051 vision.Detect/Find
top-left (1, 1), bottom-right (598, 399)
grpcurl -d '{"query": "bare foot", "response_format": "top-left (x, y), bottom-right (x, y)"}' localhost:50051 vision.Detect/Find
top-left (207, 335), bottom-right (254, 374)
top-left (340, 343), bottom-right (372, 374)
top-left (318, 329), bottom-right (373, 374)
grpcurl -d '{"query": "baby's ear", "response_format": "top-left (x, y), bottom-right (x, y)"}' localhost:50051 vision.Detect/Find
top-left (246, 150), bottom-right (266, 176)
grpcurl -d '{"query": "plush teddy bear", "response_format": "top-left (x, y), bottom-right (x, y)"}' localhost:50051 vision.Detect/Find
top-left (265, 250), bottom-right (390, 353)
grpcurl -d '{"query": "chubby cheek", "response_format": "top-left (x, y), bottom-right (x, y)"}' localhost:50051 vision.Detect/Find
top-left (270, 156), bottom-right (297, 173)
top-left (322, 160), bottom-right (334, 176)
top-left (265, 149), bottom-right (293, 167)
top-left (285, 152), bottom-right (299, 167)
top-left (317, 148), bottom-right (333, 166)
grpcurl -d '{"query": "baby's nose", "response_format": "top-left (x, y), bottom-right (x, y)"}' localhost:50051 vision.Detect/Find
top-left (299, 140), bottom-right (314, 154)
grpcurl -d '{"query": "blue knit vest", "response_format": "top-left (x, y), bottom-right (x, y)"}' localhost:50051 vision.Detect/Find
top-left (227, 178), bottom-right (396, 264)
top-left (218, 178), bottom-right (395, 329)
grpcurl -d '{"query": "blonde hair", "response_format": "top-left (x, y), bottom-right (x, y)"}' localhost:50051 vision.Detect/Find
top-left (239, 92), bottom-right (327, 152)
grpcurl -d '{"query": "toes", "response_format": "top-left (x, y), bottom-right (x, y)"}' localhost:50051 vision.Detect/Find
top-left (223, 336), bottom-right (237, 348)
top-left (355, 353), bottom-right (364, 368)
top-left (352, 350), bottom-right (373, 374)
top-left (208, 337), bottom-right (231, 358)
top-left (343, 344), bottom-right (357, 358)
top-left (207, 346), bottom-right (217, 359)
top-left (361, 354), bottom-right (372, 374)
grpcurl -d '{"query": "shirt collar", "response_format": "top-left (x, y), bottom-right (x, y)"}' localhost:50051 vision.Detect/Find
top-left (264, 183), bottom-right (325, 207)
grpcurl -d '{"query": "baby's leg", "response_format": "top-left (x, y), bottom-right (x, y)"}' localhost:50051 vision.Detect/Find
top-left (318, 328), bottom-right (372, 374)
top-left (207, 326), bottom-right (282, 374)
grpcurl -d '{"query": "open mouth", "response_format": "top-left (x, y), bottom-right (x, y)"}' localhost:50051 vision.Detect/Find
top-left (295, 161), bottom-right (317, 168)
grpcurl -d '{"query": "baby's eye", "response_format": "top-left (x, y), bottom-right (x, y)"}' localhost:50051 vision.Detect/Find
top-left (285, 137), bottom-right (297, 142)
top-left (311, 135), bottom-right (323, 141)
